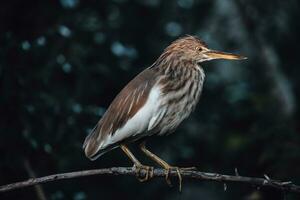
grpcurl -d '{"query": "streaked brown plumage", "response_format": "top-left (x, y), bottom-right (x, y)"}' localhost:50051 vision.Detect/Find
top-left (83, 35), bottom-right (246, 187)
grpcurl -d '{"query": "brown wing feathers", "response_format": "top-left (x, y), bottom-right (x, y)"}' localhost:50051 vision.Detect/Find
top-left (83, 68), bottom-right (157, 160)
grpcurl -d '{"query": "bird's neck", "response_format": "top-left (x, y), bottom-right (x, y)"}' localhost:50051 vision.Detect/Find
top-left (150, 54), bottom-right (205, 95)
top-left (151, 53), bottom-right (200, 77)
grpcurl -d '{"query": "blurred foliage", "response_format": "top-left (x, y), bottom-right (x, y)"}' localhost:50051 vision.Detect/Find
top-left (1, 0), bottom-right (300, 199)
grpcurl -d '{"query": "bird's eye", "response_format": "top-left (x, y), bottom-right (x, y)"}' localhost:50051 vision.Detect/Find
top-left (197, 47), bottom-right (203, 51)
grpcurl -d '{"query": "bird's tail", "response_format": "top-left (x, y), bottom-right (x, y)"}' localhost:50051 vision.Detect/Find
top-left (83, 124), bottom-right (116, 161)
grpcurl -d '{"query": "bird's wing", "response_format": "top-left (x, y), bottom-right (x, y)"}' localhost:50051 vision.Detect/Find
top-left (83, 68), bottom-right (162, 160)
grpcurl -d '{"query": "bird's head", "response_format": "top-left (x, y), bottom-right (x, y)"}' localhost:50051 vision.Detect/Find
top-left (163, 35), bottom-right (246, 65)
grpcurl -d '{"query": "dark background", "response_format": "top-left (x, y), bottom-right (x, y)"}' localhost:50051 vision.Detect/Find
top-left (1, 0), bottom-right (300, 199)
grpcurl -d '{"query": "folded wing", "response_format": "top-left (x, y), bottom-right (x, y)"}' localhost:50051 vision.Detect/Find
top-left (83, 68), bottom-right (161, 160)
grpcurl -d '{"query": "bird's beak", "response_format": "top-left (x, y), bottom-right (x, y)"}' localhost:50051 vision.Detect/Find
top-left (204, 50), bottom-right (247, 60)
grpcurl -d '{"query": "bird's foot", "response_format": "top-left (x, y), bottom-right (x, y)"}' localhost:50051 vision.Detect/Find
top-left (164, 166), bottom-right (183, 191)
top-left (133, 164), bottom-right (154, 182)
top-left (164, 166), bottom-right (196, 191)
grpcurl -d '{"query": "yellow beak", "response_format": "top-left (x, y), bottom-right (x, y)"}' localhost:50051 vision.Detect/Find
top-left (205, 50), bottom-right (247, 60)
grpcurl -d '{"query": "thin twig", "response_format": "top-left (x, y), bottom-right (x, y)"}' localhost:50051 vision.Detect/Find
top-left (0, 167), bottom-right (299, 193)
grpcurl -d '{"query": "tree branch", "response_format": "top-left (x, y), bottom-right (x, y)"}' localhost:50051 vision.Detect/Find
top-left (0, 167), bottom-right (299, 193)
top-left (23, 159), bottom-right (47, 200)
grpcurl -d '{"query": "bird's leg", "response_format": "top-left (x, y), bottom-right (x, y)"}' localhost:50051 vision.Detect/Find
top-left (120, 144), bottom-right (154, 182)
top-left (139, 142), bottom-right (185, 191)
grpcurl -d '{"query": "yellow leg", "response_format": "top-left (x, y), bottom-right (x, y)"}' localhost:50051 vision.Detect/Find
top-left (139, 142), bottom-right (192, 191)
top-left (120, 144), bottom-right (154, 182)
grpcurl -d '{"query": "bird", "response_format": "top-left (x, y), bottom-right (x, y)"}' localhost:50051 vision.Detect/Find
top-left (83, 35), bottom-right (246, 189)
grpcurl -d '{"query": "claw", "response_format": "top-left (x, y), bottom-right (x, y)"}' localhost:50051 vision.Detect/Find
top-left (165, 168), bottom-right (172, 186)
top-left (176, 167), bottom-right (182, 192)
